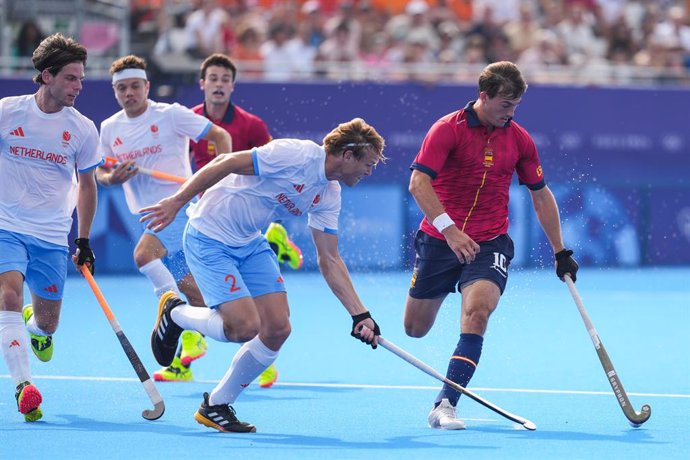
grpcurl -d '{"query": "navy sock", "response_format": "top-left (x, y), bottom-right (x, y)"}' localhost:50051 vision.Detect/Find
top-left (435, 333), bottom-right (484, 407)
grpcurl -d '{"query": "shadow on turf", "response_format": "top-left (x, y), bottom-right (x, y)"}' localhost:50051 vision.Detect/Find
top-left (172, 432), bottom-right (500, 451)
top-left (478, 426), bottom-right (665, 445)
top-left (172, 383), bottom-right (367, 403)
top-left (15, 414), bottom-right (194, 435)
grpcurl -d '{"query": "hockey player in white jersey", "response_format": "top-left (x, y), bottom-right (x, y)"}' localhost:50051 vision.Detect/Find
top-left (142, 117), bottom-right (386, 432)
top-left (96, 55), bottom-right (233, 382)
top-left (0, 33), bottom-right (101, 422)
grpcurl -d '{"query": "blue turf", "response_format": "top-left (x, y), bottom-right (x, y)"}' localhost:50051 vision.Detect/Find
top-left (1, 268), bottom-right (689, 460)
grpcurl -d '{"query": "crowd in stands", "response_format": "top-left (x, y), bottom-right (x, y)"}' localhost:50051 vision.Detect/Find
top-left (18, 0), bottom-right (690, 85)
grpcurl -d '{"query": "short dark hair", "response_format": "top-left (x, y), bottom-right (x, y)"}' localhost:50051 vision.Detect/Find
top-left (478, 61), bottom-right (527, 99)
top-left (109, 54), bottom-right (147, 75)
top-left (200, 53), bottom-right (237, 81)
top-left (32, 33), bottom-right (87, 85)
top-left (323, 117), bottom-right (387, 162)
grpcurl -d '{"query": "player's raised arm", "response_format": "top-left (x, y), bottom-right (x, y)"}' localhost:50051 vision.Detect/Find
top-left (139, 150), bottom-right (254, 232)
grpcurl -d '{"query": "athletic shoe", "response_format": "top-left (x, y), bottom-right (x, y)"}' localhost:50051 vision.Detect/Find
top-left (151, 291), bottom-right (185, 366)
top-left (15, 381), bottom-right (43, 422)
top-left (427, 398), bottom-right (466, 430)
top-left (180, 330), bottom-right (208, 367)
top-left (258, 364), bottom-right (278, 388)
top-left (265, 222), bottom-right (303, 270)
top-left (194, 392), bottom-right (256, 433)
top-left (22, 304), bottom-right (53, 362)
top-left (153, 356), bottom-right (193, 382)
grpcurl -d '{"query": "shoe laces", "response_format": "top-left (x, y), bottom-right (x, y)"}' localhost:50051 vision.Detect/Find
top-left (206, 399), bottom-right (239, 420)
top-left (435, 401), bottom-right (458, 420)
top-left (32, 335), bottom-right (51, 350)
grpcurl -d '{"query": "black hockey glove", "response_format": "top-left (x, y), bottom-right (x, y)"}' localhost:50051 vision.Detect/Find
top-left (350, 311), bottom-right (381, 349)
top-left (75, 238), bottom-right (96, 275)
top-left (555, 248), bottom-right (578, 282)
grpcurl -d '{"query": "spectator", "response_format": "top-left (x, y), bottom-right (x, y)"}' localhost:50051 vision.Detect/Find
top-left (232, 24), bottom-right (265, 79)
top-left (260, 22), bottom-right (314, 81)
top-left (15, 20), bottom-right (45, 57)
top-left (184, 0), bottom-right (229, 58)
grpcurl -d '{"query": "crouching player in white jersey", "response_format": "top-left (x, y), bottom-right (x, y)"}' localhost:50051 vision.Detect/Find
top-left (140, 118), bottom-right (386, 432)
top-left (95, 55), bottom-right (232, 382)
top-left (0, 33), bottom-right (101, 422)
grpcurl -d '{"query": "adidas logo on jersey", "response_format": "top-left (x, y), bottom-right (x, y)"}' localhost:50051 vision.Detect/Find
top-left (113, 137), bottom-right (123, 147)
top-left (43, 284), bottom-right (58, 294)
top-left (10, 127), bottom-right (25, 137)
top-left (293, 184), bottom-right (305, 193)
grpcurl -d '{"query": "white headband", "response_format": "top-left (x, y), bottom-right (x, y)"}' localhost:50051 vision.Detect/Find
top-left (112, 68), bottom-right (148, 83)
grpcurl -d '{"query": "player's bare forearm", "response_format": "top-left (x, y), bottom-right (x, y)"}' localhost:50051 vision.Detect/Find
top-left (530, 186), bottom-right (565, 253)
top-left (204, 124), bottom-right (232, 155)
top-left (176, 151), bottom-right (255, 203)
top-left (312, 229), bottom-right (367, 316)
top-left (409, 169), bottom-right (448, 221)
top-left (76, 170), bottom-right (98, 238)
top-left (409, 169), bottom-right (478, 262)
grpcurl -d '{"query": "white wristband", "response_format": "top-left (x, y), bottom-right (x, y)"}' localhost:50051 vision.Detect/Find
top-left (432, 212), bottom-right (455, 233)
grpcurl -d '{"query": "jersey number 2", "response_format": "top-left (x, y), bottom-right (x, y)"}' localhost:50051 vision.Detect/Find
top-left (224, 274), bottom-right (241, 292)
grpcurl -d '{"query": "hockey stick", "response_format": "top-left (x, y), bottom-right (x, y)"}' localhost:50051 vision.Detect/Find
top-left (377, 336), bottom-right (537, 430)
top-left (564, 275), bottom-right (651, 427)
top-left (80, 265), bottom-right (165, 420)
top-left (103, 156), bottom-right (186, 184)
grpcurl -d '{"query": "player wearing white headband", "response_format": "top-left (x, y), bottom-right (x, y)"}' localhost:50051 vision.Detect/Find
top-left (96, 55), bottom-right (232, 382)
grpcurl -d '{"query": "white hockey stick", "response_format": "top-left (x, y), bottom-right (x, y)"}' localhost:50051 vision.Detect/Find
top-left (564, 275), bottom-right (651, 427)
top-left (378, 336), bottom-right (536, 430)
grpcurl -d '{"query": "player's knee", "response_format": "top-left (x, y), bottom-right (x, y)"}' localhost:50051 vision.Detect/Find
top-left (463, 309), bottom-right (490, 333)
top-left (132, 250), bottom-right (149, 268)
top-left (404, 319), bottom-right (431, 338)
top-left (227, 316), bottom-right (261, 342)
top-left (0, 289), bottom-right (22, 311)
top-left (263, 321), bottom-right (291, 344)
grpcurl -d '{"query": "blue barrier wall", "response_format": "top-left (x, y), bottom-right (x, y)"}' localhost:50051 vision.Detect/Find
top-left (2, 79), bottom-right (688, 271)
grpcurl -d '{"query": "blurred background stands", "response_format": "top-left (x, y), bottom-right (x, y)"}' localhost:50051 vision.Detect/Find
top-left (0, 0), bottom-right (689, 86)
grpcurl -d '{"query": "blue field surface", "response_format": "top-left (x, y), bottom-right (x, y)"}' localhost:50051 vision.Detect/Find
top-left (1, 268), bottom-right (689, 459)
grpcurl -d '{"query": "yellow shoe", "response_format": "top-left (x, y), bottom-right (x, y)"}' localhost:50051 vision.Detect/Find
top-left (180, 330), bottom-right (208, 367)
top-left (258, 364), bottom-right (278, 388)
top-left (265, 223), bottom-right (303, 270)
top-left (153, 356), bottom-right (193, 382)
top-left (22, 305), bottom-right (53, 362)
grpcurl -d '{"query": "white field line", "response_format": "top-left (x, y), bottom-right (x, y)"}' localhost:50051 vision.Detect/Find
top-left (1, 374), bottom-right (687, 399)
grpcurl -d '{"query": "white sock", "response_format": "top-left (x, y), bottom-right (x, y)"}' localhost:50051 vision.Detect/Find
top-left (139, 259), bottom-right (179, 298)
top-left (171, 305), bottom-right (228, 342)
top-left (209, 336), bottom-right (278, 405)
top-left (23, 307), bottom-right (50, 337)
top-left (0, 311), bottom-right (32, 384)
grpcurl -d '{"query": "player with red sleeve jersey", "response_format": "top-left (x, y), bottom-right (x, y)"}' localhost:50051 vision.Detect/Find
top-left (405, 61), bottom-right (579, 430)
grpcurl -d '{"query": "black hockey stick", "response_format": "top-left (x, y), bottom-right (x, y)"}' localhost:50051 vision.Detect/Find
top-left (378, 336), bottom-right (537, 430)
top-left (81, 266), bottom-right (165, 420)
top-left (564, 275), bottom-right (651, 427)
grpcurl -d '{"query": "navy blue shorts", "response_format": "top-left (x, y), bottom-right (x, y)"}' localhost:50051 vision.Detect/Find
top-left (408, 230), bottom-right (514, 299)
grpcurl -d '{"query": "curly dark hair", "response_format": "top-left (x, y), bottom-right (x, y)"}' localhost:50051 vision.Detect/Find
top-left (32, 33), bottom-right (87, 85)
